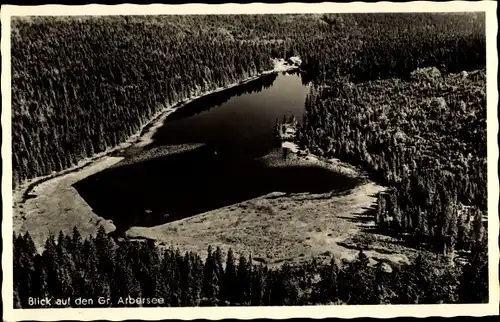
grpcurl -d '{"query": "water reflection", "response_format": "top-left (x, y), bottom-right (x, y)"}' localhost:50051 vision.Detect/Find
top-left (150, 72), bottom-right (311, 157)
top-left (165, 72), bottom-right (278, 122)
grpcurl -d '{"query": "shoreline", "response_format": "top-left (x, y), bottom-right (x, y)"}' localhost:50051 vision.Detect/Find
top-left (125, 154), bottom-right (392, 267)
top-left (276, 120), bottom-right (370, 181)
top-left (13, 61), bottom-right (297, 206)
top-left (12, 62), bottom-right (404, 266)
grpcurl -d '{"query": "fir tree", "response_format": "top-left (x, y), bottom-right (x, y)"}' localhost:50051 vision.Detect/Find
top-left (236, 254), bottom-right (252, 305)
top-left (42, 233), bottom-right (59, 298)
top-left (202, 246), bottom-right (219, 305)
top-left (221, 248), bottom-right (237, 305)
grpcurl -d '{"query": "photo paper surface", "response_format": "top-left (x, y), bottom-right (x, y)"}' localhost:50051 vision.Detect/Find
top-left (1, 2), bottom-right (499, 321)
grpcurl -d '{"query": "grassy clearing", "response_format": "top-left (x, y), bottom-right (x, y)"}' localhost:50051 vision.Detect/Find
top-left (126, 179), bottom-right (398, 267)
top-left (125, 149), bottom-right (417, 268)
top-left (13, 157), bottom-right (121, 251)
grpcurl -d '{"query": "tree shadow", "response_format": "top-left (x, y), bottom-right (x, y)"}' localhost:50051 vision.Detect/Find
top-left (338, 205), bottom-right (437, 252)
top-left (338, 205), bottom-right (377, 226)
top-left (152, 72), bottom-right (278, 132)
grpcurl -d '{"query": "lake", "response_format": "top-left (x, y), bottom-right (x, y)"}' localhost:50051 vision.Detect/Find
top-left (150, 71), bottom-right (310, 158)
top-left (74, 72), bottom-right (361, 235)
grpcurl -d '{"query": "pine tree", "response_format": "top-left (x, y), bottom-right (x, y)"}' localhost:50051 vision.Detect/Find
top-left (214, 247), bottom-right (224, 296)
top-left (70, 226), bottom-right (83, 266)
top-left (55, 231), bottom-right (75, 303)
top-left (189, 252), bottom-right (204, 305)
top-left (314, 257), bottom-right (340, 304)
top-left (346, 250), bottom-right (375, 304)
top-left (326, 257), bottom-right (340, 302)
top-left (81, 237), bottom-right (110, 301)
top-left (221, 248), bottom-right (237, 305)
top-left (42, 233), bottom-right (59, 299)
top-left (376, 195), bottom-right (387, 230)
top-left (95, 225), bottom-right (115, 279)
top-left (112, 244), bottom-right (141, 306)
top-left (374, 260), bottom-right (393, 304)
top-left (236, 254), bottom-right (253, 305)
top-left (13, 288), bottom-right (22, 309)
top-left (137, 240), bottom-right (163, 304)
top-left (202, 246), bottom-right (219, 305)
top-left (13, 233), bottom-right (38, 308)
top-left (280, 262), bottom-right (300, 305)
top-left (165, 248), bottom-right (183, 307)
top-left (251, 264), bottom-right (265, 306)
top-left (406, 253), bottom-right (431, 303)
top-left (180, 252), bottom-right (196, 306)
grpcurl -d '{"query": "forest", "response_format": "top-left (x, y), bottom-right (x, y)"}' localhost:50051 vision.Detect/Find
top-left (298, 69), bottom-right (487, 255)
top-left (286, 13), bottom-right (488, 304)
top-left (13, 228), bottom-right (488, 308)
top-left (12, 13), bottom-right (485, 186)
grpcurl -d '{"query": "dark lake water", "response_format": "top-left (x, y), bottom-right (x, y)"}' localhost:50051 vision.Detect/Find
top-left (74, 72), bottom-right (360, 235)
top-left (150, 71), bottom-right (310, 158)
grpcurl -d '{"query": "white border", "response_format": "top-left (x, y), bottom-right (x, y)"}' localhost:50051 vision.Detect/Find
top-left (2, 2), bottom-right (499, 321)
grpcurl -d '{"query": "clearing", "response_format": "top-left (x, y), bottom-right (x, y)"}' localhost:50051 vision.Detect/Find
top-left (13, 157), bottom-right (121, 250)
top-left (125, 149), bottom-right (413, 268)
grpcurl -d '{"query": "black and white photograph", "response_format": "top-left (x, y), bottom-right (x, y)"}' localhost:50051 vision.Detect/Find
top-left (1, 2), bottom-right (498, 320)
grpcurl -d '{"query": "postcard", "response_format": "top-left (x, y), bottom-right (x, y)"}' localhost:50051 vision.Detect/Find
top-left (2, 1), bottom-right (498, 321)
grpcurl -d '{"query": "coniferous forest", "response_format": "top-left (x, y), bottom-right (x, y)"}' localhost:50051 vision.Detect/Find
top-left (11, 13), bottom-right (489, 307)
top-left (299, 69), bottom-right (487, 255)
top-left (13, 227), bottom-right (488, 308)
top-left (12, 13), bottom-right (485, 186)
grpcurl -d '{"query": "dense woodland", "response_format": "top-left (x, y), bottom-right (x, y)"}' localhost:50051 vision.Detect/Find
top-left (287, 13), bottom-right (488, 305)
top-left (12, 13), bottom-right (485, 186)
top-left (298, 69), bottom-right (487, 255)
top-left (13, 228), bottom-right (488, 308)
